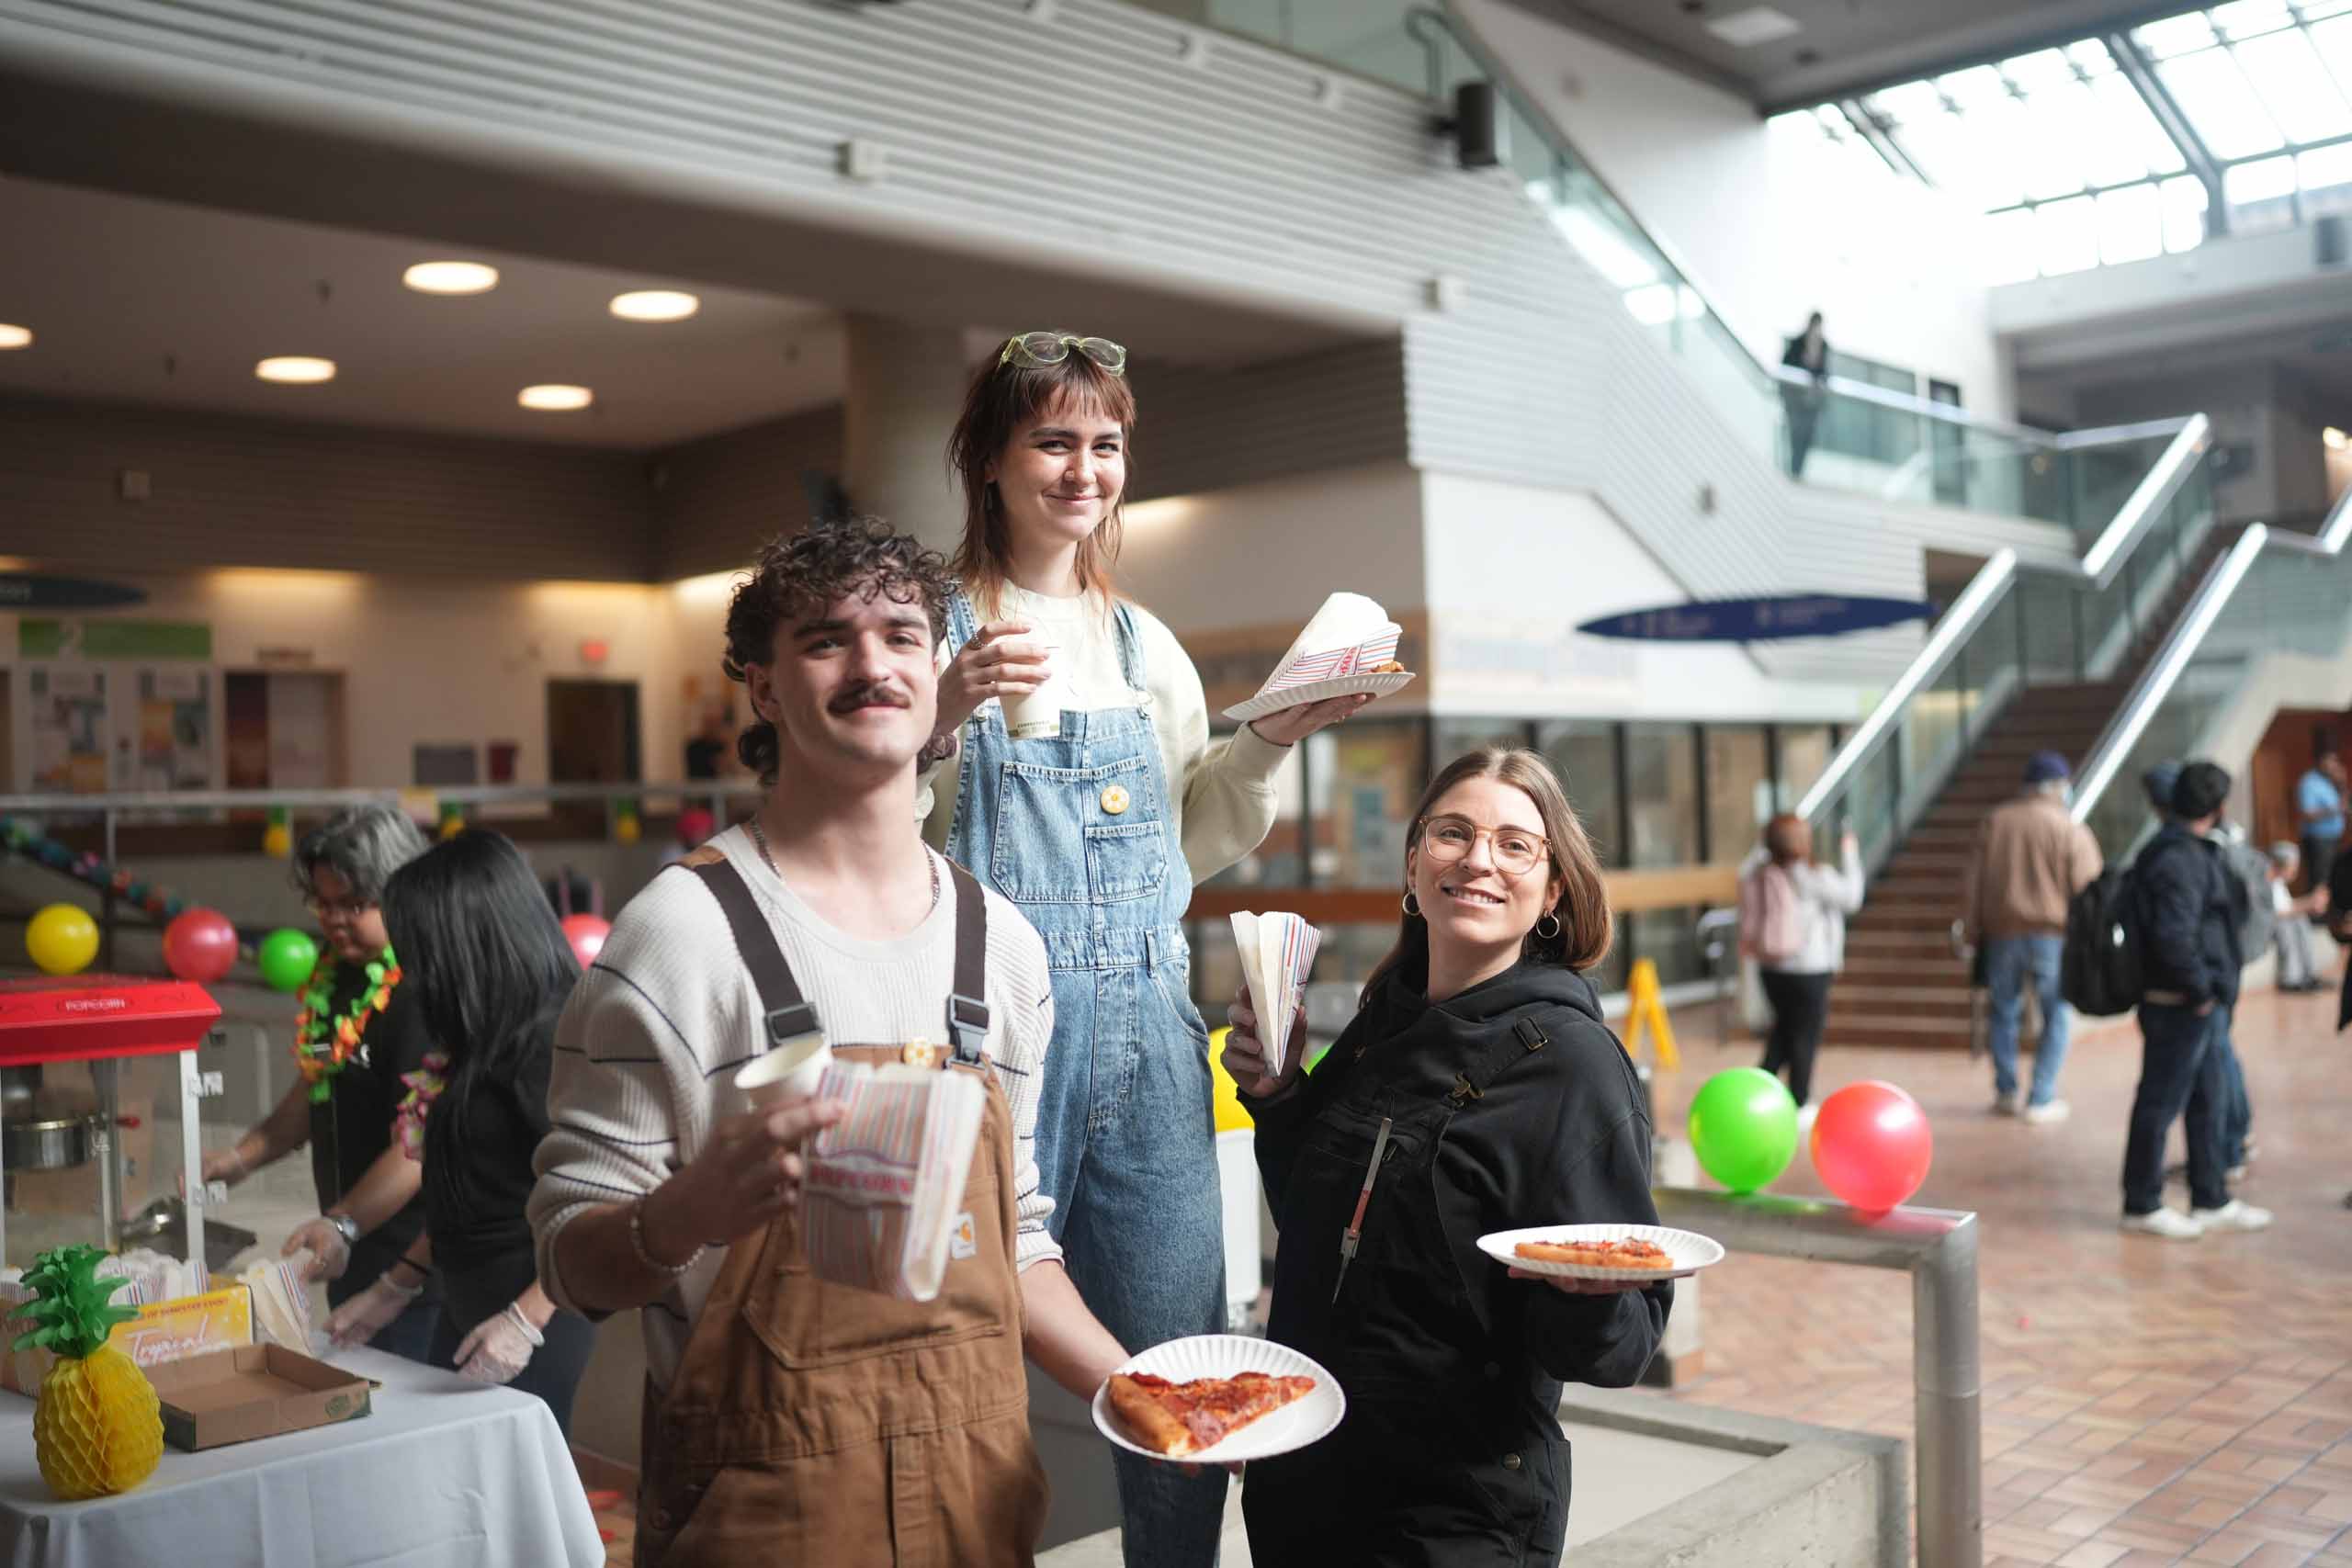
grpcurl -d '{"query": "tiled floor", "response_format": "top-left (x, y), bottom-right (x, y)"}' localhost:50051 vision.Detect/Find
top-left (1651, 980), bottom-right (2352, 1568)
top-left (583, 978), bottom-right (2352, 1566)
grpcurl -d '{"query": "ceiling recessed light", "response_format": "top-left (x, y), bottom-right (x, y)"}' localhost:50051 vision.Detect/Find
top-left (0, 324), bottom-right (31, 350)
top-left (255, 356), bottom-right (336, 384)
top-left (402, 260), bottom-right (500, 295)
top-left (519, 384), bottom-right (594, 411)
top-left (1704, 5), bottom-right (1801, 47)
top-left (609, 289), bottom-right (700, 322)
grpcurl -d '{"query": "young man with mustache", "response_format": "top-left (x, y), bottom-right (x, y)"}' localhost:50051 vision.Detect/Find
top-left (529, 517), bottom-right (1129, 1566)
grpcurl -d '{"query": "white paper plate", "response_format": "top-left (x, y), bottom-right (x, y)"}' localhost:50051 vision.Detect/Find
top-left (1222, 671), bottom-right (1416, 724)
top-left (1476, 1223), bottom-right (1724, 1282)
top-left (1091, 1334), bottom-right (1345, 1462)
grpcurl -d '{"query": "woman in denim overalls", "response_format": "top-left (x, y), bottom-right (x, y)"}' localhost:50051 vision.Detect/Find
top-left (922, 333), bottom-right (1372, 1567)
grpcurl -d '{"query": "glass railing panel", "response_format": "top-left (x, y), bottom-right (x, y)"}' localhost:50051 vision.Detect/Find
top-left (2075, 456), bottom-right (2215, 682)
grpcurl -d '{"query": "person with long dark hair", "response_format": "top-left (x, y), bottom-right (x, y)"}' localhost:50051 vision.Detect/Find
top-left (924, 333), bottom-right (1373, 1565)
top-left (1221, 748), bottom-right (1668, 1564)
top-left (323, 829), bottom-right (594, 1431)
top-left (1742, 812), bottom-right (1864, 1122)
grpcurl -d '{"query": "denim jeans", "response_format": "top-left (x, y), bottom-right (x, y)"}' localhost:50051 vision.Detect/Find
top-left (2122, 1003), bottom-right (2231, 1214)
top-left (1985, 934), bottom-right (2069, 1105)
top-left (944, 591), bottom-right (1227, 1568)
top-left (2213, 1009), bottom-right (2250, 1169)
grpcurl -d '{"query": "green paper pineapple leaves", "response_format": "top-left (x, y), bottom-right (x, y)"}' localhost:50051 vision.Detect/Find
top-left (10, 1246), bottom-right (137, 1359)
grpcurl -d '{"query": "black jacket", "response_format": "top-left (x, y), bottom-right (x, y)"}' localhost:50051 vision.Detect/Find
top-left (2132, 825), bottom-right (2245, 1009)
top-left (1250, 959), bottom-right (1668, 1398)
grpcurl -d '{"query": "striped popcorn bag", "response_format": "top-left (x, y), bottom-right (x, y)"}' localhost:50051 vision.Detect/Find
top-left (799, 1061), bottom-right (988, 1302)
top-left (1230, 911), bottom-right (1322, 1077)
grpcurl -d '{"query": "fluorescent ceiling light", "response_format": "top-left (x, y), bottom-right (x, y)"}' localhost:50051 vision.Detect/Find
top-left (1705, 6), bottom-right (1802, 48)
top-left (402, 260), bottom-right (500, 295)
top-left (255, 356), bottom-right (336, 384)
top-left (0, 324), bottom-right (30, 350)
top-left (519, 383), bottom-right (594, 411)
top-left (609, 289), bottom-right (700, 321)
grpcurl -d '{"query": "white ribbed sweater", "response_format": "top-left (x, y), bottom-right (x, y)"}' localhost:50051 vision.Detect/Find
top-left (528, 825), bottom-right (1059, 1396)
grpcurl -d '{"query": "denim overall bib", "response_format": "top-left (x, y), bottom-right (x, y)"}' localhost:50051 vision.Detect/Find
top-left (943, 589), bottom-right (1227, 1568)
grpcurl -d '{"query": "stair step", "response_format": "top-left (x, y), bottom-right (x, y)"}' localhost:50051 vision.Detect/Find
top-left (1821, 1022), bottom-right (1972, 1050)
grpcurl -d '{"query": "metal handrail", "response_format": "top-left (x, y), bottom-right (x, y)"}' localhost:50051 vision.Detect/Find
top-left (1770, 366), bottom-right (2194, 453)
top-left (1651, 1188), bottom-right (1980, 1568)
top-left (1795, 413), bottom-right (2212, 829)
top-left (2072, 482), bottom-right (2352, 822)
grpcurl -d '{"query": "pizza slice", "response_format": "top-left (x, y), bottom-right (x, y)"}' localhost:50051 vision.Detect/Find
top-left (1513, 1235), bottom-right (1675, 1270)
top-left (1107, 1370), bottom-right (1316, 1457)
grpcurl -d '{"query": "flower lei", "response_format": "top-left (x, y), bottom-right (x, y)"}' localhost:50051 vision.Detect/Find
top-left (292, 945), bottom-right (401, 1103)
top-left (394, 1053), bottom-right (449, 1161)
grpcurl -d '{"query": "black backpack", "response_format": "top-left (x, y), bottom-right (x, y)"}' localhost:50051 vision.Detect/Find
top-left (2062, 864), bottom-right (2141, 1017)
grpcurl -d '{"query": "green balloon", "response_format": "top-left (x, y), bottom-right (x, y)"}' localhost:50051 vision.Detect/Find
top-left (256, 929), bottom-right (320, 994)
top-left (1687, 1066), bottom-right (1800, 1194)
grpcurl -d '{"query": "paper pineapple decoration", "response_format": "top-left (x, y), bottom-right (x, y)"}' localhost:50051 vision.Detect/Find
top-left (10, 1246), bottom-right (163, 1499)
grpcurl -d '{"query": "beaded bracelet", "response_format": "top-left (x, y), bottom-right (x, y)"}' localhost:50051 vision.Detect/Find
top-left (629, 1196), bottom-right (705, 1278)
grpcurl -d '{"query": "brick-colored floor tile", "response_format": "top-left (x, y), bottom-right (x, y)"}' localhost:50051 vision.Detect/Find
top-left (2242, 1542), bottom-right (2318, 1568)
top-left (2054, 1542), bottom-right (2131, 1568)
top-left (2193, 1529), bottom-right (2274, 1567)
top-left (2051, 1506), bottom-right (2125, 1539)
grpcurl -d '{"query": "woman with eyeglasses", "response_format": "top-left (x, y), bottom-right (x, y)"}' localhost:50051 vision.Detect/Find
top-left (198, 802), bottom-right (444, 1363)
top-left (1221, 749), bottom-right (1669, 1565)
top-left (323, 830), bottom-right (594, 1430)
top-left (924, 331), bottom-right (1374, 1565)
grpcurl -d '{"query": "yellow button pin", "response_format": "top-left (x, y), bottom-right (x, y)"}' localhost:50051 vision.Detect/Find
top-left (1100, 784), bottom-right (1131, 816)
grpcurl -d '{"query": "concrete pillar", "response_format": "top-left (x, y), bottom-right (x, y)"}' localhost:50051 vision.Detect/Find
top-left (842, 313), bottom-right (972, 557)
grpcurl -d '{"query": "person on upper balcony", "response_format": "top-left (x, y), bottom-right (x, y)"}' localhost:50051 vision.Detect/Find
top-left (1960, 751), bottom-right (2102, 1126)
top-left (1779, 310), bottom-right (1830, 478)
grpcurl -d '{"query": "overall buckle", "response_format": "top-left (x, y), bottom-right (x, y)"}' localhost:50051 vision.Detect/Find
top-left (763, 1002), bottom-right (819, 1048)
top-left (945, 992), bottom-right (990, 1065)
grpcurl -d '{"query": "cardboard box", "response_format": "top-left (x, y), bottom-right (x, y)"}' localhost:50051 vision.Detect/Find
top-left (1, 1283), bottom-right (254, 1396)
top-left (144, 1343), bottom-right (371, 1452)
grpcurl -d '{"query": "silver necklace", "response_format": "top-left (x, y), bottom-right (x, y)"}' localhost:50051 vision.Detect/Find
top-left (749, 815), bottom-right (940, 912)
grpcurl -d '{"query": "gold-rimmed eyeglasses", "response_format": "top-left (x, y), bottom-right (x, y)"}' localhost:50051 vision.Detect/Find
top-left (998, 332), bottom-right (1127, 376)
top-left (304, 895), bottom-right (376, 922)
top-left (1418, 815), bottom-right (1549, 878)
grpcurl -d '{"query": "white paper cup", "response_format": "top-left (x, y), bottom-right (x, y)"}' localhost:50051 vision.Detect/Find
top-left (736, 1032), bottom-right (832, 1110)
top-left (998, 636), bottom-right (1063, 740)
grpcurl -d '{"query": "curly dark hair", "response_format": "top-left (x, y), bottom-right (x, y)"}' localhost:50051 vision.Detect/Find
top-left (722, 516), bottom-right (956, 784)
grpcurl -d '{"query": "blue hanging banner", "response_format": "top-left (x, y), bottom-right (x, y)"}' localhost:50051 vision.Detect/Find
top-left (0, 575), bottom-right (147, 611)
top-left (1577, 594), bottom-right (1936, 643)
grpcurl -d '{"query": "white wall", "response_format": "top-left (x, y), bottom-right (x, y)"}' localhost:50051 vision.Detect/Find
top-left (1418, 471), bottom-right (1879, 723)
top-left (1453, 0), bottom-right (2011, 417)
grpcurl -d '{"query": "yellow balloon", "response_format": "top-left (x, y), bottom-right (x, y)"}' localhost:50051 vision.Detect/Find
top-left (1206, 1026), bottom-right (1256, 1134)
top-left (615, 814), bottom-right (641, 845)
top-left (261, 823), bottom-right (292, 859)
top-left (27, 904), bottom-right (99, 976)
top-left (438, 815), bottom-right (466, 840)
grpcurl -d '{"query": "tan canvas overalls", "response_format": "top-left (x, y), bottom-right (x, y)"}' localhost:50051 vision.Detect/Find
top-left (632, 855), bottom-right (1049, 1568)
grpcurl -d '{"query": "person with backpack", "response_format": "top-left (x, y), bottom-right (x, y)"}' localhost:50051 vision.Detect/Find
top-left (2120, 761), bottom-right (2272, 1240)
top-left (1738, 814), bottom-right (1863, 1121)
top-left (1961, 752), bottom-right (2103, 1124)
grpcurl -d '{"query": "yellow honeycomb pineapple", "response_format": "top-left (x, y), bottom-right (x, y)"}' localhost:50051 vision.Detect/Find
top-left (12, 1245), bottom-right (162, 1499)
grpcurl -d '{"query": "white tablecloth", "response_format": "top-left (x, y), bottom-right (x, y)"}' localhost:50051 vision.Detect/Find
top-left (0, 1346), bottom-right (604, 1568)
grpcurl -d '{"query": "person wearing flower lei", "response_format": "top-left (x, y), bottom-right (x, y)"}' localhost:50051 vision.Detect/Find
top-left (199, 803), bottom-right (444, 1365)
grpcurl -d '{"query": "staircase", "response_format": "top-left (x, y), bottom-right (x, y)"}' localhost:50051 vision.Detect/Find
top-left (1822, 529), bottom-right (2238, 1050)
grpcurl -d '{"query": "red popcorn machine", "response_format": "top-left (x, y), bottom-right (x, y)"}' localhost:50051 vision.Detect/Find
top-left (0, 975), bottom-right (224, 1271)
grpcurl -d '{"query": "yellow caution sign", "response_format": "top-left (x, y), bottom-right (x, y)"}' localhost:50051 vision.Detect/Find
top-left (1622, 958), bottom-right (1680, 1069)
top-left (1207, 1026), bottom-right (1256, 1133)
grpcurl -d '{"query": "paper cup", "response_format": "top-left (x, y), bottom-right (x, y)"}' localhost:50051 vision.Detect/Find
top-left (736, 1032), bottom-right (832, 1109)
top-left (998, 636), bottom-right (1063, 740)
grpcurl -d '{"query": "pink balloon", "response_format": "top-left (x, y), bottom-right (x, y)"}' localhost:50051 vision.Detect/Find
top-left (163, 908), bottom-right (240, 984)
top-left (1809, 1079), bottom-right (1933, 1213)
top-left (560, 914), bottom-right (612, 970)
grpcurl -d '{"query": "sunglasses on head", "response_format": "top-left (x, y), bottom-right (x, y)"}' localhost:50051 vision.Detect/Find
top-left (999, 332), bottom-right (1128, 376)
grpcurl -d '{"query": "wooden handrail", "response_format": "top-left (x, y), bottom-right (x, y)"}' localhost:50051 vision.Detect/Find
top-left (1185, 863), bottom-right (1741, 923)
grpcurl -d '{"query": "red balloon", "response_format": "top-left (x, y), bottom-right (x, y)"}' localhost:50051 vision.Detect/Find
top-left (675, 807), bottom-right (717, 850)
top-left (162, 908), bottom-right (240, 984)
top-left (1809, 1079), bottom-right (1933, 1213)
top-left (561, 914), bottom-right (612, 970)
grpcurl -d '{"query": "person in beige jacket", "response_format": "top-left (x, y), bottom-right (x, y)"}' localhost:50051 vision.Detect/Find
top-left (1960, 751), bottom-right (2104, 1123)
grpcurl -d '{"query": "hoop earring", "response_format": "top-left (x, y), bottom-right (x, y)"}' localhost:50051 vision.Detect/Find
top-left (1534, 910), bottom-right (1562, 941)
top-left (1402, 892), bottom-right (1421, 919)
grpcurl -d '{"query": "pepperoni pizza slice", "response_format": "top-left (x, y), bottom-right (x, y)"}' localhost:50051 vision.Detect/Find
top-left (1106, 1369), bottom-right (1317, 1457)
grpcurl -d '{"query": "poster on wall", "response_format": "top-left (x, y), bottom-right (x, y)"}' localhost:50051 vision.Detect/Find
top-left (132, 667), bottom-right (212, 791)
top-left (28, 667), bottom-right (110, 793)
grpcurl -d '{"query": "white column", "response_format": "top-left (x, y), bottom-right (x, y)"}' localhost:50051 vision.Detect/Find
top-left (842, 314), bottom-right (973, 558)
